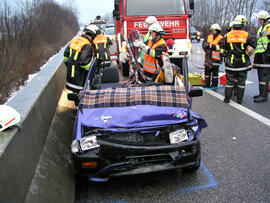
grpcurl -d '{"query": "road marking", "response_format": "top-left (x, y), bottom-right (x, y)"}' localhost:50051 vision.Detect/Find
top-left (176, 161), bottom-right (217, 194)
top-left (206, 89), bottom-right (270, 128)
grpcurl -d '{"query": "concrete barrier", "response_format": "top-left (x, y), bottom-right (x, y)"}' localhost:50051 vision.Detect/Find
top-left (0, 49), bottom-right (67, 203)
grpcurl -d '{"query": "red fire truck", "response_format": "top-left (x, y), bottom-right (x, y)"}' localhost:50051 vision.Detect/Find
top-left (113, 0), bottom-right (194, 76)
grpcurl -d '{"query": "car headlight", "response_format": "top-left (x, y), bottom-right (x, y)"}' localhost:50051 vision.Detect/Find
top-left (80, 135), bottom-right (100, 151)
top-left (169, 129), bottom-right (188, 144)
top-left (197, 32), bottom-right (201, 36)
top-left (71, 140), bottom-right (79, 154)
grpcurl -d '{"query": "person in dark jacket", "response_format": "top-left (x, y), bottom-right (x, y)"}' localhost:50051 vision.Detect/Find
top-left (223, 15), bottom-right (256, 104)
top-left (133, 23), bottom-right (168, 81)
top-left (93, 27), bottom-right (113, 67)
top-left (202, 24), bottom-right (224, 87)
top-left (253, 10), bottom-right (270, 102)
top-left (63, 24), bottom-right (99, 92)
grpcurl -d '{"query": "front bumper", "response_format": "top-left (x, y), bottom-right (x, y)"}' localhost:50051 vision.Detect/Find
top-left (73, 139), bottom-right (200, 180)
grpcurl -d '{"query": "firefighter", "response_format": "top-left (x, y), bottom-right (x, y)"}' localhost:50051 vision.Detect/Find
top-left (226, 21), bottom-right (234, 34)
top-left (202, 24), bottom-right (224, 87)
top-left (93, 27), bottom-right (113, 67)
top-left (133, 23), bottom-right (168, 81)
top-left (223, 15), bottom-right (256, 104)
top-left (63, 24), bottom-right (99, 92)
top-left (144, 16), bottom-right (158, 41)
top-left (138, 16), bottom-right (158, 65)
top-left (253, 10), bottom-right (270, 102)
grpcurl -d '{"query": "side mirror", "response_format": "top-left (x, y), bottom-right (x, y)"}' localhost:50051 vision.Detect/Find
top-left (67, 93), bottom-right (79, 102)
top-left (188, 88), bottom-right (203, 97)
top-left (190, 0), bottom-right (194, 10)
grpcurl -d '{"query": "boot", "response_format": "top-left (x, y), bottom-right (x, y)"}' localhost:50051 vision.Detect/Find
top-left (254, 84), bottom-right (268, 102)
top-left (254, 84), bottom-right (264, 99)
top-left (224, 97), bottom-right (230, 103)
top-left (211, 78), bottom-right (218, 87)
top-left (254, 96), bottom-right (268, 102)
top-left (204, 76), bottom-right (210, 88)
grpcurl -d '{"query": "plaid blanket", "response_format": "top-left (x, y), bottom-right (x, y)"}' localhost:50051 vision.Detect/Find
top-left (79, 85), bottom-right (189, 109)
top-left (123, 30), bottom-right (147, 86)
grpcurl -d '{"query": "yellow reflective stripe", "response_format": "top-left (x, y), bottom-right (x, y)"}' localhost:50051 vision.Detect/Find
top-left (71, 65), bottom-right (75, 77)
top-left (105, 52), bottom-right (108, 60)
top-left (216, 45), bottom-right (220, 51)
top-left (241, 43), bottom-right (244, 50)
top-left (242, 54), bottom-right (246, 63)
top-left (230, 43), bottom-right (234, 50)
top-left (97, 53), bottom-right (99, 58)
top-left (81, 62), bottom-right (92, 69)
top-left (69, 48), bottom-right (72, 57)
top-left (150, 50), bottom-right (156, 57)
top-left (104, 43), bottom-right (106, 49)
top-left (74, 51), bottom-right (79, 60)
top-left (64, 56), bottom-right (68, 61)
top-left (95, 44), bottom-right (98, 49)
top-left (231, 54), bottom-right (234, 64)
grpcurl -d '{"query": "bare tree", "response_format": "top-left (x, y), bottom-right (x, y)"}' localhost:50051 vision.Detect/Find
top-left (0, 0), bottom-right (79, 104)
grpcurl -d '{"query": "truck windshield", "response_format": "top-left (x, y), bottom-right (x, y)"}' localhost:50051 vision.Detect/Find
top-left (126, 0), bottom-right (185, 16)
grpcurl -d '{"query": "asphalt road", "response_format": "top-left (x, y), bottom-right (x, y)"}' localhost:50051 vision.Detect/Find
top-left (74, 42), bottom-right (270, 202)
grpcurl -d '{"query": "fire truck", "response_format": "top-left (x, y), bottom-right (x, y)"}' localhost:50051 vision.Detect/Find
top-left (113, 0), bottom-right (194, 76)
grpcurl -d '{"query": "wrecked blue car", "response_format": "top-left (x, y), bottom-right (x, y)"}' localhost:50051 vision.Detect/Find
top-left (69, 59), bottom-right (207, 182)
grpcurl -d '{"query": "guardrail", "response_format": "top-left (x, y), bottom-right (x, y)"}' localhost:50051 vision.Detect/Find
top-left (0, 48), bottom-right (67, 203)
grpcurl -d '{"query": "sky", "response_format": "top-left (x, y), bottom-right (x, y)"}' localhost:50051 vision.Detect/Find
top-left (55, 0), bottom-right (114, 25)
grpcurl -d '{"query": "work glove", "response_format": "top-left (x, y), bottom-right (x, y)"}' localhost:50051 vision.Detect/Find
top-left (119, 52), bottom-right (130, 63)
top-left (133, 39), bottom-right (149, 53)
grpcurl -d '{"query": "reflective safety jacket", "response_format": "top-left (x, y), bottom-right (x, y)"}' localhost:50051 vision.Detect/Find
top-left (93, 34), bottom-right (112, 63)
top-left (224, 29), bottom-right (256, 71)
top-left (143, 38), bottom-right (168, 74)
top-left (207, 34), bottom-right (224, 63)
top-left (63, 35), bottom-right (93, 92)
top-left (253, 23), bottom-right (270, 67)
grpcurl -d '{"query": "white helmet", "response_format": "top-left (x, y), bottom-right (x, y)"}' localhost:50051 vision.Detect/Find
top-left (83, 24), bottom-right (99, 36)
top-left (0, 105), bottom-right (20, 132)
top-left (145, 16), bottom-right (157, 26)
top-left (148, 23), bottom-right (165, 35)
top-left (227, 21), bottom-right (234, 31)
top-left (210, 24), bottom-right (221, 31)
top-left (257, 10), bottom-right (270, 20)
top-left (233, 15), bottom-right (247, 26)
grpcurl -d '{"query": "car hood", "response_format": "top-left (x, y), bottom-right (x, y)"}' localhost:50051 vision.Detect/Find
top-left (75, 105), bottom-right (207, 140)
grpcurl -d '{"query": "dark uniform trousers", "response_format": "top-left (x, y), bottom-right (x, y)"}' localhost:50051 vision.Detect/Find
top-left (258, 66), bottom-right (270, 97)
top-left (205, 65), bottom-right (219, 87)
top-left (225, 70), bottom-right (247, 101)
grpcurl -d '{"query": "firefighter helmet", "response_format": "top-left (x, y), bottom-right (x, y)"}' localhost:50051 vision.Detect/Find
top-left (83, 24), bottom-right (99, 37)
top-left (148, 23), bottom-right (165, 35)
top-left (257, 10), bottom-right (270, 20)
top-left (145, 16), bottom-right (157, 26)
top-left (0, 105), bottom-right (21, 132)
top-left (233, 15), bottom-right (247, 27)
top-left (227, 21), bottom-right (234, 31)
top-left (210, 24), bottom-right (221, 31)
